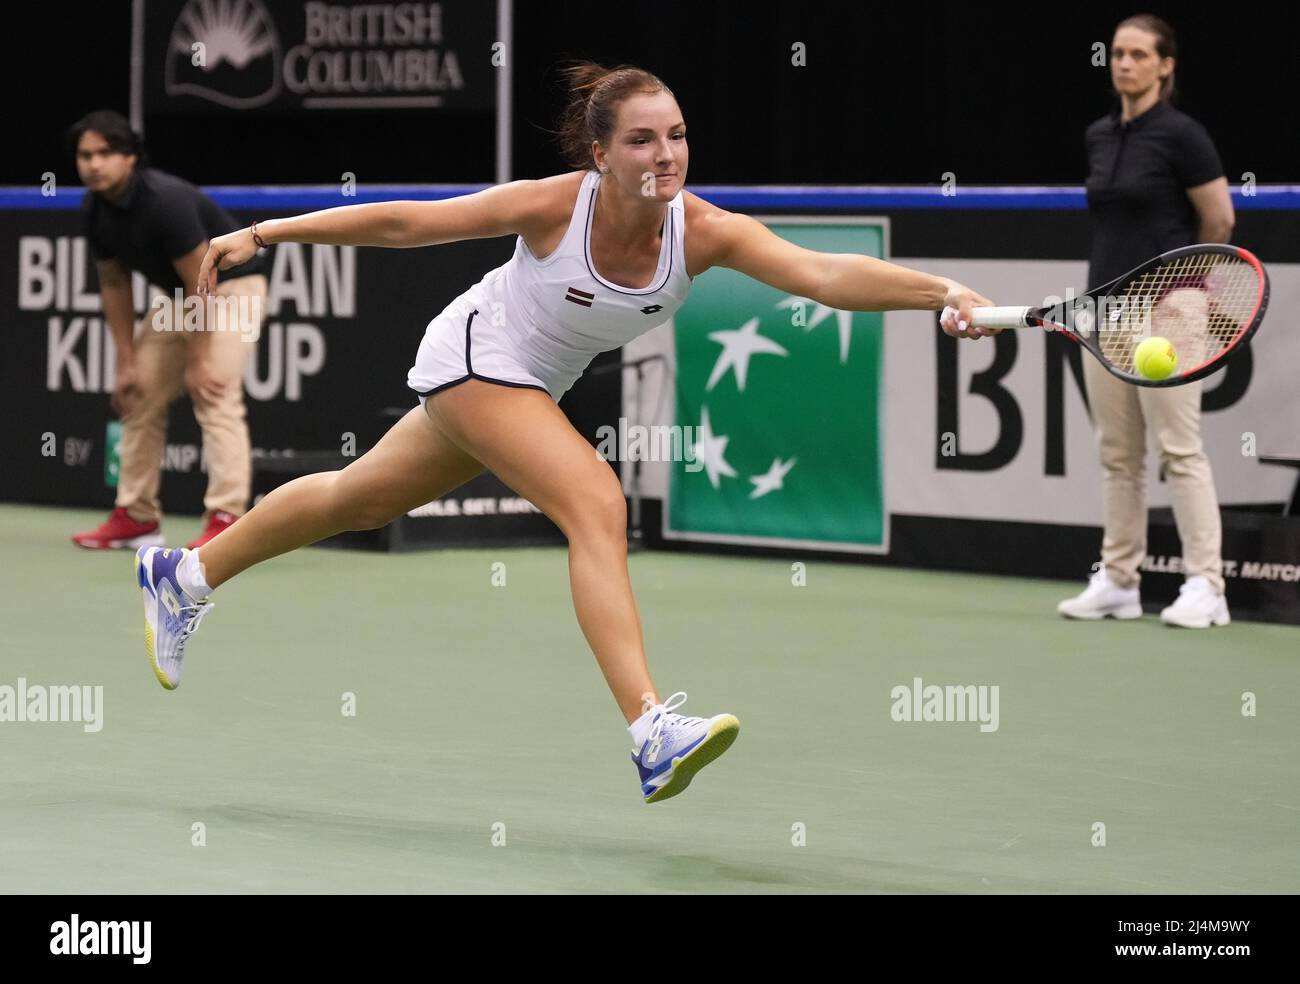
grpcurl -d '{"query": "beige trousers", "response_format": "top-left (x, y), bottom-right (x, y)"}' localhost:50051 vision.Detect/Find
top-left (116, 274), bottom-right (268, 524)
top-left (1083, 354), bottom-right (1224, 593)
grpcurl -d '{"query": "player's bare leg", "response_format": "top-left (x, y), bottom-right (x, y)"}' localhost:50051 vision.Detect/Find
top-left (136, 406), bottom-right (484, 688)
top-left (199, 406), bottom-right (484, 588)
top-left (426, 380), bottom-right (738, 802)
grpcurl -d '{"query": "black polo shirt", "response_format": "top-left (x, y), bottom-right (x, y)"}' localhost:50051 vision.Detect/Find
top-left (1084, 99), bottom-right (1224, 287)
top-left (82, 166), bottom-right (267, 290)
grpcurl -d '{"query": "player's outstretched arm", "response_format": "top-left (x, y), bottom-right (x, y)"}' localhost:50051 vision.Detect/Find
top-left (197, 180), bottom-right (546, 294)
top-left (699, 205), bottom-right (998, 339)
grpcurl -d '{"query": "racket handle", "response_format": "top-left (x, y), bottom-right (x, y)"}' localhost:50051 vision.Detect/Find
top-left (971, 306), bottom-right (1033, 328)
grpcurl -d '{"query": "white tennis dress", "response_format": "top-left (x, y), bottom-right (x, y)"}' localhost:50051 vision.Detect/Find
top-left (408, 169), bottom-right (691, 402)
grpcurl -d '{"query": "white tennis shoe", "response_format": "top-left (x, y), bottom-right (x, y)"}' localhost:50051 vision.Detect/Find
top-left (136, 546), bottom-right (214, 690)
top-left (1057, 567), bottom-right (1143, 620)
top-left (1160, 575), bottom-right (1230, 629)
top-left (631, 692), bottom-right (739, 804)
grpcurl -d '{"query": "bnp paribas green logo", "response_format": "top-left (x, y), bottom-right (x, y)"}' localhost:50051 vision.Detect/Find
top-left (104, 421), bottom-right (121, 487)
top-left (667, 220), bottom-right (886, 551)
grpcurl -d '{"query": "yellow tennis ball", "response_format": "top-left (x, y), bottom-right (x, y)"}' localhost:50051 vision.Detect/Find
top-left (1134, 336), bottom-right (1177, 380)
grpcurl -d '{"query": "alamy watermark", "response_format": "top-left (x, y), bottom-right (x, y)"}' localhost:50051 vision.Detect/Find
top-left (1037, 288), bottom-right (1206, 336)
top-left (0, 678), bottom-right (103, 733)
top-left (890, 676), bottom-right (999, 733)
top-left (595, 418), bottom-right (703, 471)
top-left (50, 914), bottom-right (150, 963)
top-left (148, 289), bottom-right (262, 341)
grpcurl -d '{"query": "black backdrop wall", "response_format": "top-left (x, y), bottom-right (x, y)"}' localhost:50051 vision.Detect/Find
top-left (5, 1), bottom-right (1299, 187)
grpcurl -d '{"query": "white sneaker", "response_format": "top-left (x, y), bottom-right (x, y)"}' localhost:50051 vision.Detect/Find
top-left (1160, 575), bottom-right (1230, 629)
top-left (135, 546), bottom-right (215, 689)
top-left (630, 692), bottom-right (739, 804)
top-left (1057, 568), bottom-right (1142, 620)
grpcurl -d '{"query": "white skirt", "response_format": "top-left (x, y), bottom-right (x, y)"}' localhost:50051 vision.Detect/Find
top-left (406, 300), bottom-right (557, 404)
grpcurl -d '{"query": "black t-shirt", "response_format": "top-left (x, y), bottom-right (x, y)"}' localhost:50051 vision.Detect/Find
top-left (1084, 99), bottom-right (1224, 287)
top-left (82, 166), bottom-right (267, 290)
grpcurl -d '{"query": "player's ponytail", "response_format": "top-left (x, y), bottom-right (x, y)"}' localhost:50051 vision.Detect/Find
top-left (552, 61), bottom-right (673, 171)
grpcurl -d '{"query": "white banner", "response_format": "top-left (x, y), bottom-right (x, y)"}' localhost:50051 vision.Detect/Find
top-left (626, 261), bottom-right (1300, 530)
top-left (884, 260), bottom-right (1298, 526)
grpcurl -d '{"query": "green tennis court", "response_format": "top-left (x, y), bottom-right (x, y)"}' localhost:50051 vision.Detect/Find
top-left (2, 503), bottom-right (1296, 894)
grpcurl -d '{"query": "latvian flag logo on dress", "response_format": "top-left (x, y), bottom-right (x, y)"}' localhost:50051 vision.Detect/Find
top-left (565, 286), bottom-right (594, 307)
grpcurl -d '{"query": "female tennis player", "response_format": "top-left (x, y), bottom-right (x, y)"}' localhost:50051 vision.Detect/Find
top-left (134, 62), bottom-right (996, 804)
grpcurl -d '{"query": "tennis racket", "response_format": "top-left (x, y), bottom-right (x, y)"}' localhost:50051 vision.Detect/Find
top-left (964, 244), bottom-right (1270, 387)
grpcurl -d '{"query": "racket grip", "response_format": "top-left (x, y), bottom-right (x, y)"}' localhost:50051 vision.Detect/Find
top-left (971, 306), bottom-right (1033, 328)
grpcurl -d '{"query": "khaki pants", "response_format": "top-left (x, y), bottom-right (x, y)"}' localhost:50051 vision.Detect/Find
top-left (1084, 354), bottom-right (1224, 593)
top-left (116, 274), bottom-right (268, 524)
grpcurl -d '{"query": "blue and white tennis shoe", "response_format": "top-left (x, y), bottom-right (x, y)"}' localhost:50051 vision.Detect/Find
top-left (631, 692), bottom-right (739, 803)
top-left (135, 546), bottom-right (214, 690)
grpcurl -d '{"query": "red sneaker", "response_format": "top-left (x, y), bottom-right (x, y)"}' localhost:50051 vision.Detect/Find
top-left (72, 507), bottom-right (165, 550)
top-left (187, 510), bottom-right (238, 549)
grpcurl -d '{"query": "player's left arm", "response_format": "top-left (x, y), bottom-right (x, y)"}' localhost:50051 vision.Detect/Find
top-left (691, 197), bottom-right (996, 338)
top-left (1186, 178), bottom-right (1234, 243)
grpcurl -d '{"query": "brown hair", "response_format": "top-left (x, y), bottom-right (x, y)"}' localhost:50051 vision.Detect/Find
top-left (552, 61), bottom-right (675, 171)
top-left (1116, 14), bottom-right (1178, 101)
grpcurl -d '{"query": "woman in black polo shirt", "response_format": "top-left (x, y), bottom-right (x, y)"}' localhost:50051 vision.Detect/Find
top-left (1058, 15), bottom-right (1236, 628)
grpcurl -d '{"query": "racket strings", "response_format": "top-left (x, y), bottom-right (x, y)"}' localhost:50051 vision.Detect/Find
top-left (1093, 252), bottom-right (1259, 378)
